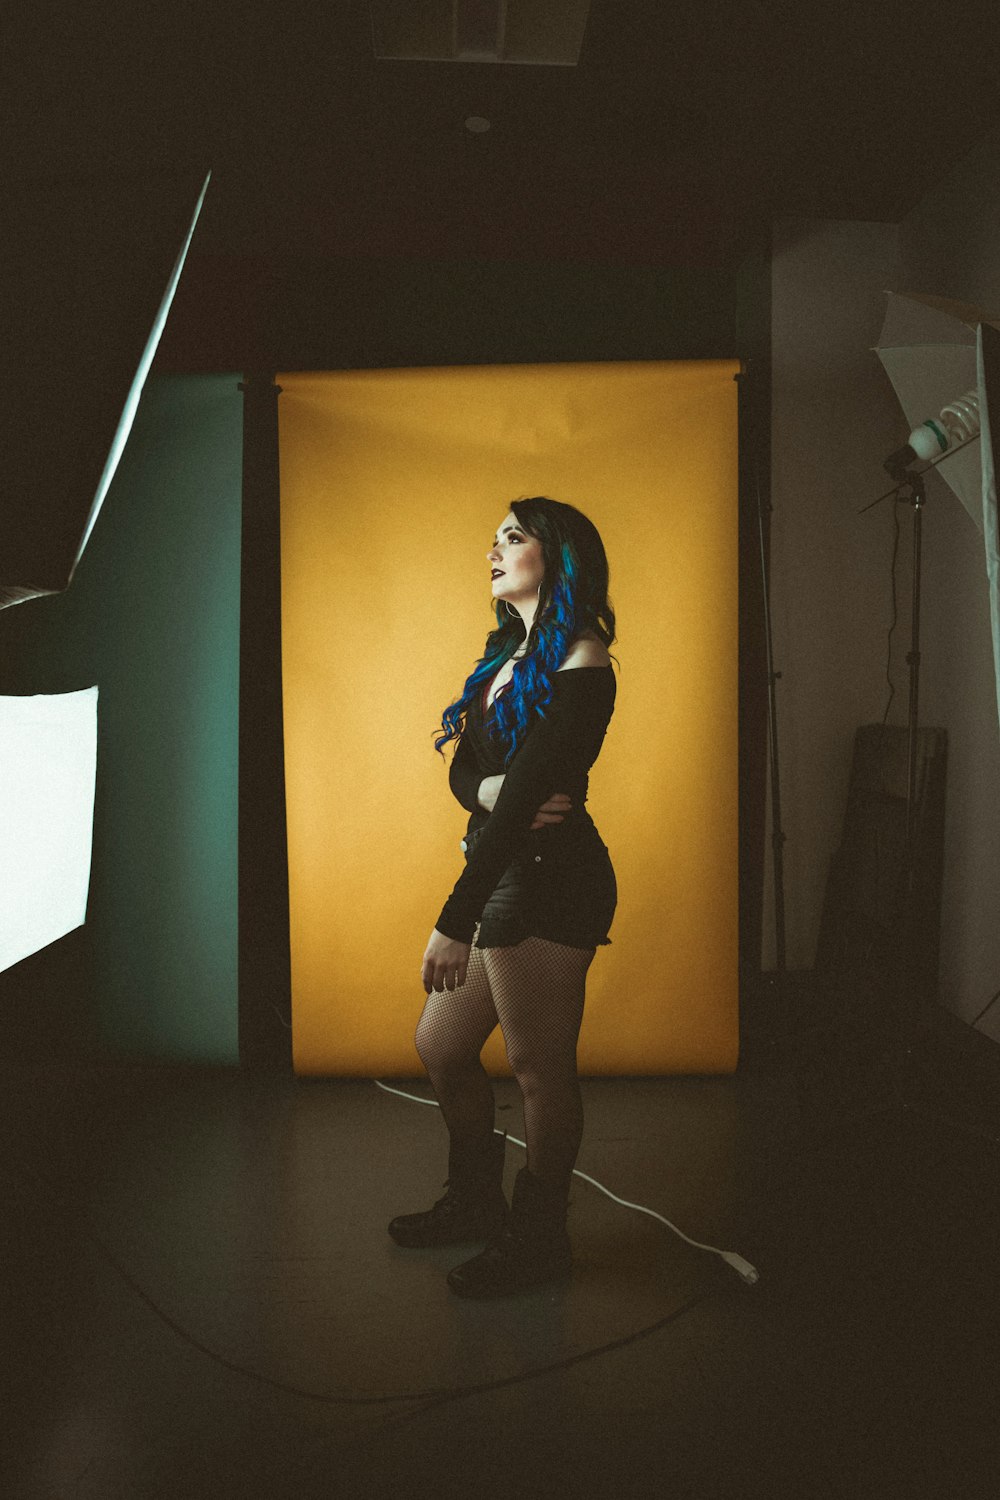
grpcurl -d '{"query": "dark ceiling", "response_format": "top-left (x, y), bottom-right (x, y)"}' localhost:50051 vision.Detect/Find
top-left (5, 1), bottom-right (1000, 592)
top-left (9, 0), bottom-right (1000, 270)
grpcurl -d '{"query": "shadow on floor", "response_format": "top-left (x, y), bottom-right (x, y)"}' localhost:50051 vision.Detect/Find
top-left (0, 974), bottom-right (998, 1499)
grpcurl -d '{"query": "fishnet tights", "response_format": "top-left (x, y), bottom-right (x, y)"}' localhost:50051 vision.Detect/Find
top-left (414, 927), bottom-right (596, 1194)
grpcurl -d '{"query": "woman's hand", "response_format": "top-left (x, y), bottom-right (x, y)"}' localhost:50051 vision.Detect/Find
top-left (422, 929), bottom-right (472, 994)
top-left (478, 773), bottom-right (572, 830)
top-left (530, 792), bottom-right (572, 830)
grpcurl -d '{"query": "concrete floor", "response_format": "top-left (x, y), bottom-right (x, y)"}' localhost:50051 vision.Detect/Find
top-left (1, 983), bottom-right (998, 1499)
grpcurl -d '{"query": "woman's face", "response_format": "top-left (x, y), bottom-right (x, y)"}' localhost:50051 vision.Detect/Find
top-left (487, 512), bottom-right (546, 609)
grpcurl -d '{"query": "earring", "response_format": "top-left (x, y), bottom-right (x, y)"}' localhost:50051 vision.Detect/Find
top-left (503, 585), bottom-right (541, 615)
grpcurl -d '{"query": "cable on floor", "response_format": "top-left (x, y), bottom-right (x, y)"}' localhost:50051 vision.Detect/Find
top-left (372, 1078), bottom-right (760, 1286)
top-left (281, 1285), bottom-right (725, 1480)
top-left (0, 1149), bottom-right (733, 1414)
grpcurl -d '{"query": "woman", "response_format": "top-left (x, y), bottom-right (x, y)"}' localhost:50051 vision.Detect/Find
top-left (388, 495), bottom-right (619, 1299)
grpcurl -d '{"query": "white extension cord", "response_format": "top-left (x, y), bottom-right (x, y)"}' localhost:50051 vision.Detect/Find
top-left (373, 1078), bottom-right (760, 1286)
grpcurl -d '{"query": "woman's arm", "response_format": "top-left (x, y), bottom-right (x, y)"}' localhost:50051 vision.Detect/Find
top-left (479, 772), bottom-right (571, 829)
top-left (448, 726), bottom-right (484, 812)
top-left (434, 669), bottom-right (616, 943)
top-left (452, 737), bottom-right (569, 821)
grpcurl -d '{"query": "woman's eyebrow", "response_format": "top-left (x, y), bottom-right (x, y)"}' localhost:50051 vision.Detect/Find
top-left (492, 527), bottom-right (521, 542)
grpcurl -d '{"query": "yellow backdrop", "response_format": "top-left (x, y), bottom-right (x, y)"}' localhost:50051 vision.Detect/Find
top-left (277, 361), bottom-right (739, 1076)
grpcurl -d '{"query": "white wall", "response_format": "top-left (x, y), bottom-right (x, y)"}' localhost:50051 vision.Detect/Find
top-left (766, 127), bottom-right (1000, 1047)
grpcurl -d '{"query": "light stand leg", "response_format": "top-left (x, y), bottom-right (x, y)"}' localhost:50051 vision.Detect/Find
top-left (905, 482), bottom-right (924, 875)
top-left (891, 474), bottom-right (929, 1105)
top-left (756, 447), bottom-right (787, 975)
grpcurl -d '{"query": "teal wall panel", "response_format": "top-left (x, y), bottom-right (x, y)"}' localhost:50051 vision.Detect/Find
top-left (0, 375), bottom-right (242, 1063)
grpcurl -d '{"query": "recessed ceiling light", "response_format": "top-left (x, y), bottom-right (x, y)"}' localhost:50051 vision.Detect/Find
top-left (370, 1), bottom-right (592, 66)
top-left (464, 116), bottom-right (491, 133)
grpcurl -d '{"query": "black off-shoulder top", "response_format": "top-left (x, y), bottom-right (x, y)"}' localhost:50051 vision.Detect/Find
top-left (435, 664), bottom-right (616, 944)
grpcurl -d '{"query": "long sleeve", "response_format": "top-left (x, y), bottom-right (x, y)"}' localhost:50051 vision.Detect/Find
top-left (434, 668), bottom-right (616, 943)
top-left (448, 723), bottom-right (483, 813)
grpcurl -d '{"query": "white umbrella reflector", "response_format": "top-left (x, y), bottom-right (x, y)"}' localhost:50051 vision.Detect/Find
top-left (875, 291), bottom-right (1000, 733)
top-left (874, 291), bottom-right (1000, 530)
top-left (978, 323), bottom-right (1000, 730)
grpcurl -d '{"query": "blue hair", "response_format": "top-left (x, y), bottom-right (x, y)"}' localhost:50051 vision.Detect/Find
top-left (432, 496), bottom-right (618, 770)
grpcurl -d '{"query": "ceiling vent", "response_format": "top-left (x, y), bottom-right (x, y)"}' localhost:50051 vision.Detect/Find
top-left (369, 0), bottom-right (592, 66)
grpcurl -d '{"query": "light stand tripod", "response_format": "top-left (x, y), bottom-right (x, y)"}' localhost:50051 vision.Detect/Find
top-left (816, 461), bottom-right (947, 1135)
top-left (884, 461), bottom-right (947, 1053)
top-left (785, 462), bottom-right (949, 1144)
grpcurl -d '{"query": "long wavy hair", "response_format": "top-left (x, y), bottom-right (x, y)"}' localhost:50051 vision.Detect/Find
top-left (433, 496), bottom-right (618, 769)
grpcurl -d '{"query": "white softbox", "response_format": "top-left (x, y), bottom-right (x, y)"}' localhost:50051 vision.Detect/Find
top-left (1, 687), bottom-right (98, 973)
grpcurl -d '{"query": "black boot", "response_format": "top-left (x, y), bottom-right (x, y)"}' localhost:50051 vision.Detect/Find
top-left (446, 1165), bottom-right (574, 1299)
top-left (387, 1129), bottom-right (509, 1248)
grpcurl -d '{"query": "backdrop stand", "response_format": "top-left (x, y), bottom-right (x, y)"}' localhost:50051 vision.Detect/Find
top-left (238, 371), bottom-right (293, 1072)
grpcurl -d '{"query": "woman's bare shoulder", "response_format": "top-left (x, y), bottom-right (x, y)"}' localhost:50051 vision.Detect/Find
top-left (556, 631), bottom-right (613, 671)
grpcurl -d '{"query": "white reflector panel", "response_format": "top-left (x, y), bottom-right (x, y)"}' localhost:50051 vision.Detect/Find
top-left (1, 687), bottom-right (98, 973)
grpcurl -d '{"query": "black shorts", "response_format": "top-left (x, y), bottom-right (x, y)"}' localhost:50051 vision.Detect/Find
top-left (462, 818), bottom-right (617, 951)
